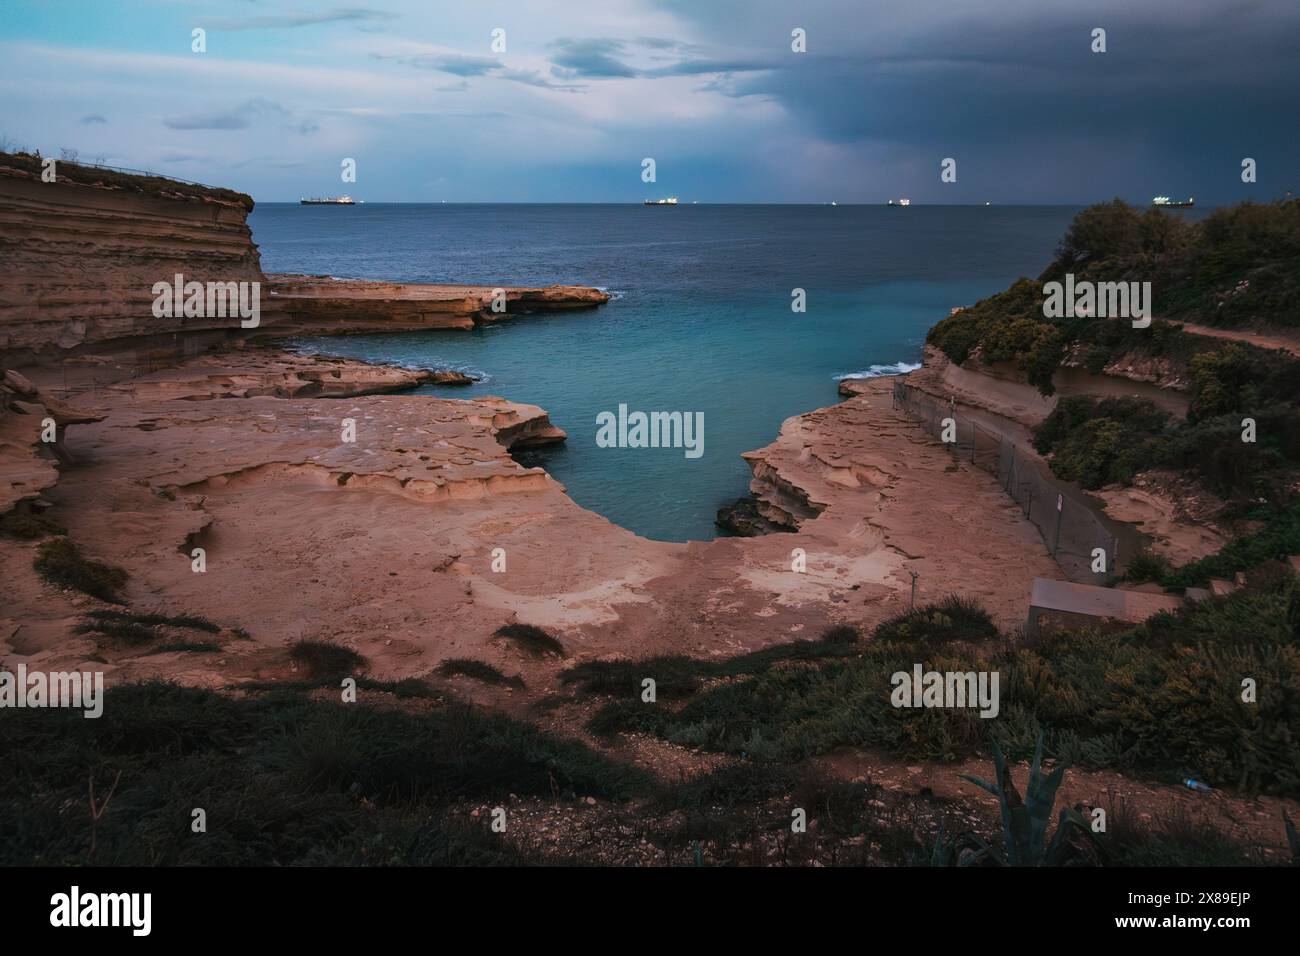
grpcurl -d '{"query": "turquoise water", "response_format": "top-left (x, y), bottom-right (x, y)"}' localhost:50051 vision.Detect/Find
top-left (249, 204), bottom-right (1080, 541)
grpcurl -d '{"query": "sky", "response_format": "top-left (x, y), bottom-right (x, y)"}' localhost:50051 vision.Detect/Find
top-left (0, 0), bottom-right (1296, 203)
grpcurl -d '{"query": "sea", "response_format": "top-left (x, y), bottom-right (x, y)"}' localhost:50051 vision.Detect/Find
top-left (249, 203), bottom-right (1081, 541)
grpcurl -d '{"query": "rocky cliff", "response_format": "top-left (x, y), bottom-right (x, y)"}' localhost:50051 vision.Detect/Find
top-left (0, 153), bottom-right (610, 362)
top-left (0, 153), bottom-right (263, 364)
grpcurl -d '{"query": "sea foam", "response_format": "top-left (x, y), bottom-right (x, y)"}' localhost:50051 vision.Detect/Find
top-left (834, 361), bottom-right (921, 380)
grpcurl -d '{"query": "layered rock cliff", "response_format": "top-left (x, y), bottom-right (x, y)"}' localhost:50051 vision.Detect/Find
top-left (0, 152), bottom-right (610, 362)
top-left (0, 153), bottom-right (263, 364)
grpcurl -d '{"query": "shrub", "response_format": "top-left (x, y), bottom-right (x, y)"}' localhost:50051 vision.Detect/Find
top-left (75, 619), bottom-right (156, 645)
top-left (0, 680), bottom-right (651, 865)
top-left (1165, 502), bottom-right (1300, 588)
top-left (85, 609), bottom-right (221, 634)
top-left (563, 655), bottom-right (702, 698)
top-left (493, 623), bottom-right (564, 657)
top-left (1122, 549), bottom-right (1172, 585)
top-left (874, 596), bottom-right (999, 646)
top-left (436, 658), bottom-right (525, 689)
top-left (0, 511), bottom-right (66, 539)
top-left (288, 640), bottom-right (366, 678)
top-left (820, 624), bottom-right (860, 645)
top-left (594, 586), bottom-right (1300, 795)
top-left (34, 538), bottom-right (128, 603)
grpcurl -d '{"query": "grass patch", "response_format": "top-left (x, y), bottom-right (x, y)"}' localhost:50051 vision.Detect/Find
top-left (33, 538), bottom-right (127, 603)
top-left (288, 640), bottom-right (366, 678)
top-left (493, 623), bottom-right (564, 658)
top-left (1101, 797), bottom-right (1266, 866)
top-left (75, 620), bottom-right (157, 645)
top-left (85, 609), bottom-right (222, 634)
top-left (235, 675), bottom-right (439, 699)
top-left (563, 639), bottom-right (860, 702)
top-left (436, 659), bottom-right (525, 689)
top-left (0, 680), bottom-right (651, 865)
top-left (0, 511), bottom-right (66, 539)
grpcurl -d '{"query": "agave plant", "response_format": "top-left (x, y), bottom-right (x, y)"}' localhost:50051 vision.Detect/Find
top-left (954, 734), bottom-right (1101, 867)
top-left (924, 822), bottom-right (1001, 867)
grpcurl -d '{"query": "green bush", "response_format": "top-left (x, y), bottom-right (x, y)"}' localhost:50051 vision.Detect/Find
top-left (928, 199), bottom-right (1300, 415)
top-left (589, 585), bottom-right (1300, 796)
top-left (874, 596), bottom-right (1000, 646)
top-left (1033, 393), bottom-right (1299, 497)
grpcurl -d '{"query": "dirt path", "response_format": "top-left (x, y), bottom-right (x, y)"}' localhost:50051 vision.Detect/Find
top-left (1174, 321), bottom-right (1300, 358)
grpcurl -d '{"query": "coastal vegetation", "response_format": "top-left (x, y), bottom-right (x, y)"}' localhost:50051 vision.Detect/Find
top-left (0, 682), bottom-right (648, 865)
top-left (0, 148), bottom-right (255, 210)
top-left (1032, 391), bottom-right (1299, 497)
top-left (578, 568), bottom-right (1300, 796)
top-left (926, 199), bottom-right (1300, 502)
top-left (2, 664), bottom-right (1283, 866)
top-left (929, 199), bottom-right (1300, 376)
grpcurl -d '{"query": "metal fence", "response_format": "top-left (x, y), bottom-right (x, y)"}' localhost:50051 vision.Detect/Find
top-left (892, 379), bottom-right (1118, 583)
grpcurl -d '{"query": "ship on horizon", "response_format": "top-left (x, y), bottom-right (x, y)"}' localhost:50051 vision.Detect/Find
top-left (644, 197), bottom-right (678, 205)
top-left (887, 198), bottom-right (911, 207)
top-left (300, 195), bottom-right (356, 205)
top-left (1152, 195), bottom-right (1194, 208)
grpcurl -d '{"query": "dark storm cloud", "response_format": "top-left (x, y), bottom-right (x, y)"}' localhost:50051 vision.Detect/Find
top-left (736, 12), bottom-right (1299, 144)
top-left (651, 0), bottom-right (1300, 200)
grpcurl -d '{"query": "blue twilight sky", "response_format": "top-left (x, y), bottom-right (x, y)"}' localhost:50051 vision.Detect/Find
top-left (0, 0), bottom-right (1296, 204)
